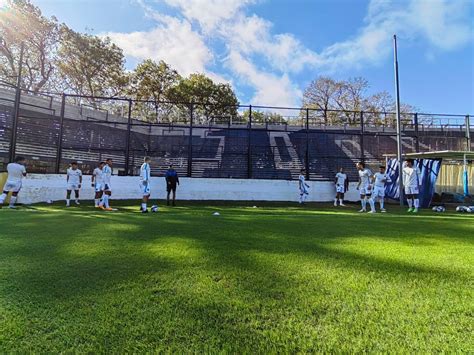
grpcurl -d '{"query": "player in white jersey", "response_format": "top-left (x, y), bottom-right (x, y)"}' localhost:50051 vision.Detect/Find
top-left (356, 162), bottom-right (376, 213)
top-left (91, 162), bottom-right (105, 207)
top-left (298, 169), bottom-right (310, 204)
top-left (0, 156), bottom-right (27, 209)
top-left (403, 159), bottom-right (421, 213)
top-left (99, 158), bottom-right (113, 211)
top-left (334, 167), bottom-right (348, 206)
top-left (66, 162), bottom-right (83, 207)
top-left (139, 157), bottom-right (151, 213)
top-left (371, 165), bottom-right (392, 212)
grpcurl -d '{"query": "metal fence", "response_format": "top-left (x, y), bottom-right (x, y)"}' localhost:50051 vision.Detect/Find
top-left (0, 85), bottom-right (472, 181)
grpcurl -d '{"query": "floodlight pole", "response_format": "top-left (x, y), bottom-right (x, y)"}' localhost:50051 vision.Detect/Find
top-left (393, 35), bottom-right (404, 206)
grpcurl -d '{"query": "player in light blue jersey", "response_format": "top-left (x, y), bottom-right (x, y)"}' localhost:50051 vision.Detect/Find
top-left (371, 165), bottom-right (392, 212)
top-left (298, 169), bottom-right (310, 204)
top-left (140, 157), bottom-right (151, 213)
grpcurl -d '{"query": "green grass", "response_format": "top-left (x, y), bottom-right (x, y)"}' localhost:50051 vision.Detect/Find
top-left (0, 201), bottom-right (473, 353)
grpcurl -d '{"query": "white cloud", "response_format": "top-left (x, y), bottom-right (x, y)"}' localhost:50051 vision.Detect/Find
top-left (108, 0), bottom-right (472, 106)
top-left (226, 50), bottom-right (302, 107)
top-left (107, 16), bottom-right (213, 76)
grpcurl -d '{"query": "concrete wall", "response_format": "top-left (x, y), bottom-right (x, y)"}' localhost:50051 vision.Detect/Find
top-left (4, 174), bottom-right (361, 204)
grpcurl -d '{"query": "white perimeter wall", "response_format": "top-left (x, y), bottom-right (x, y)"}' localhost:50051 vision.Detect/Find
top-left (16, 174), bottom-right (361, 204)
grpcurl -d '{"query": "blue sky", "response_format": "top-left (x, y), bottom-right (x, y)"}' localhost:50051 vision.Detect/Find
top-left (32, 0), bottom-right (473, 114)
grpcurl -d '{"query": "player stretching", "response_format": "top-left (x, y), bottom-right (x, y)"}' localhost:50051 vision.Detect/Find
top-left (356, 162), bottom-right (375, 213)
top-left (334, 167), bottom-right (348, 206)
top-left (66, 162), bottom-right (82, 207)
top-left (403, 159), bottom-right (421, 213)
top-left (298, 169), bottom-right (309, 204)
top-left (0, 156), bottom-right (26, 209)
top-left (140, 157), bottom-right (151, 213)
top-left (99, 158), bottom-right (113, 211)
top-left (91, 162), bottom-right (105, 207)
top-left (371, 165), bottom-right (391, 212)
top-left (165, 164), bottom-right (179, 206)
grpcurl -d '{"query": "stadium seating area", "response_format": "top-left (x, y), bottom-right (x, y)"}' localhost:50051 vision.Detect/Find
top-left (0, 91), bottom-right (472, 180)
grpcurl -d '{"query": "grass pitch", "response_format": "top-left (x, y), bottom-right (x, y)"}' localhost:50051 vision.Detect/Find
top-left (0, 202), bottom-right (473, 352)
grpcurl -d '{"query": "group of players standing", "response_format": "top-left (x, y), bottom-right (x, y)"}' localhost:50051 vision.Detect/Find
top-left (298, 159), bottom-right (422, 213)
top-left (0, 156), bottom-right (180, 212)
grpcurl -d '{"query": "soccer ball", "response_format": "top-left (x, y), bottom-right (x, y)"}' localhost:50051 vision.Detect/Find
top-left (456, 206), bottom-right (468, 213)
top-left (46, 199), bottom-right (53, 204)
top-left (432, 206), bottom-right (438, 211)
top-left (467, 206), bottom-right (474, 213)
top-left (435, 206), bottom-right (445, 212)
top-left (151, 205), bottom-right (159, 213)
top-left (213, 212), bottom-right (220, 216)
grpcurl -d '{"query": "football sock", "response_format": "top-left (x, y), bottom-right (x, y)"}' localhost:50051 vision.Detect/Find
top-left (104, 195), bottom-right (110, 208)
top-left (408, 199), bottom-right (413, 208)
top-left (0, 193), bottom-right (6, 204)
top-left (9, 196), bottom-right (17, 207)
top-left (368, 198), bottom-right (375, 211)
top-left (66, 199), bottom-right (70, 205)
top-left (339, 199), bottom-right (344, 204)
top-left (361, 199), bottom-right (366, 210)
top-left (414, 199), bottom-right (420, 208)
top-left (380, 199), bottom-right (384, 209)
top-left (94, 198), bottom-right (99, 207)
top-left (141, 202), bottom-right (147, 210)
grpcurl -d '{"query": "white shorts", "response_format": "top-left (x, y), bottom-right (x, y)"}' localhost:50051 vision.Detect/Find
top-left (405, 186), bottom-right (419, 195)
top-left (359, 184), bottom-right (372, 196)
top-left (140, 181), bottom-right (150, 196)
top-left (67, 183), bottom-right (80, 191)
top-left (2, 180), bottom-right (22, 193)
top-left (336, 185), bottom-right (345, 193)
top-left (372, 186), bottom-right (385, 198)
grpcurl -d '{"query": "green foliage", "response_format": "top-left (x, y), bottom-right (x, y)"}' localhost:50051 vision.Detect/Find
top-left (57, 27), bottom-right (128, 106)
top-left (168, 73), bottom-right (239, 123)
top-left (0, 202), bottom-right (472, 352)
top-left (0, 0), bottom-right (60, 92)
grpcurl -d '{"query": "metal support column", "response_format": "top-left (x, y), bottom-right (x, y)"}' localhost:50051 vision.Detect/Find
top-left (187, 103), bottom-right (194, 177)
top-left (360, 111), bottom-right (365, 162)
top-left (466, 115), bottom-right (471, 152)
top-left (393, 34), bottom-right (404, 206)
top-left (305, 108), bottom-right (310, 180)
top-left (247, 105), bottom-right (252, 179)
top-left (55, 93), bottom-right (66, 173)
top-left (9, 43), bottom-right (24, 163)
top-left (414, 113), bottom-right (420, 152)
top-left (124, 99), bottom-right (133, 175)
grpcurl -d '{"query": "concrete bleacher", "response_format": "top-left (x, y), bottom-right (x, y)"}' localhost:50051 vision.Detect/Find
top-left (1, 86), bottom-right (471, 179)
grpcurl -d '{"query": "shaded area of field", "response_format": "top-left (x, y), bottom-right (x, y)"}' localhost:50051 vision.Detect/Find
top-left (0, 203), bottom-right (473, 352)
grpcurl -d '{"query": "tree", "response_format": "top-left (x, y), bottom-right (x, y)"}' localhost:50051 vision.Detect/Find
top-left (0, 0), bottom-right (59, 92)
top-left (57, 26), bottom-right (128, 107)
top-left (242, 110), bottom-right (285, 124)
top-left (167, 73), bottom-right (239, 123)
top-left (128, 59), bottom-right (180, 121)
top-left (302, 76), bottom-right (338, 123)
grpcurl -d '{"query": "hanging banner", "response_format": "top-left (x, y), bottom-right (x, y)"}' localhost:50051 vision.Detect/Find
top-left (385, 158), bottom-right (442, 208)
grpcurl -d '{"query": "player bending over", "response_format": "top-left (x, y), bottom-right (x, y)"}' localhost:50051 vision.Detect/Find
top-left (66, 162), bottom-right (82, 207)
top-left (403, 159), bottom-right (421, 213)
top-left (356, 162), bottom-right (376, 213)
top-left (371, 165), bottom-right (391, 212)
top-left (140, 157), bottom-right (151, 213)
top-left (92, 162), bottom-right (105, 207)
top-left (334, 167), bottom-right (348, 206)
top-left (0, 156), bottom-right (27, 209)
top-left (165, 164), bottom-right (179, 206)
top-left (99, 158), bottom-right (113, 211)
top-left (298, 169), bottom-right (310, 204)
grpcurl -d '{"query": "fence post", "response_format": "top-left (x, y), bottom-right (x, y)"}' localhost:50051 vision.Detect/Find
top-left (414, 113), bottom-right (420, 152)
top-left (9, 43), bottom-right (24, 163)
top-left (247, 105), bottom-right (252, 179)
top-left (55, 93), bottom-right (66, 173)
top-left (466, 115), bottom-right (471, 152)
top-left (124, 99), bottom-right (132, 175)
top-left (305, 108), bottom-right (310, 180)
top-left (187, 103), bottom-right (194, 177)
top-left (360, 111), bottom-right (365, 163)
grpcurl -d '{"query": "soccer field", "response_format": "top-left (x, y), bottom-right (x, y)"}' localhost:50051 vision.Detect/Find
top-left (0, 202), bottom-right (472, 353)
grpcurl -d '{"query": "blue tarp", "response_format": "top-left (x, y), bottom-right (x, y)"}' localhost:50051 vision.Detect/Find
top-left (385, 158), bottom-right (442, 208)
